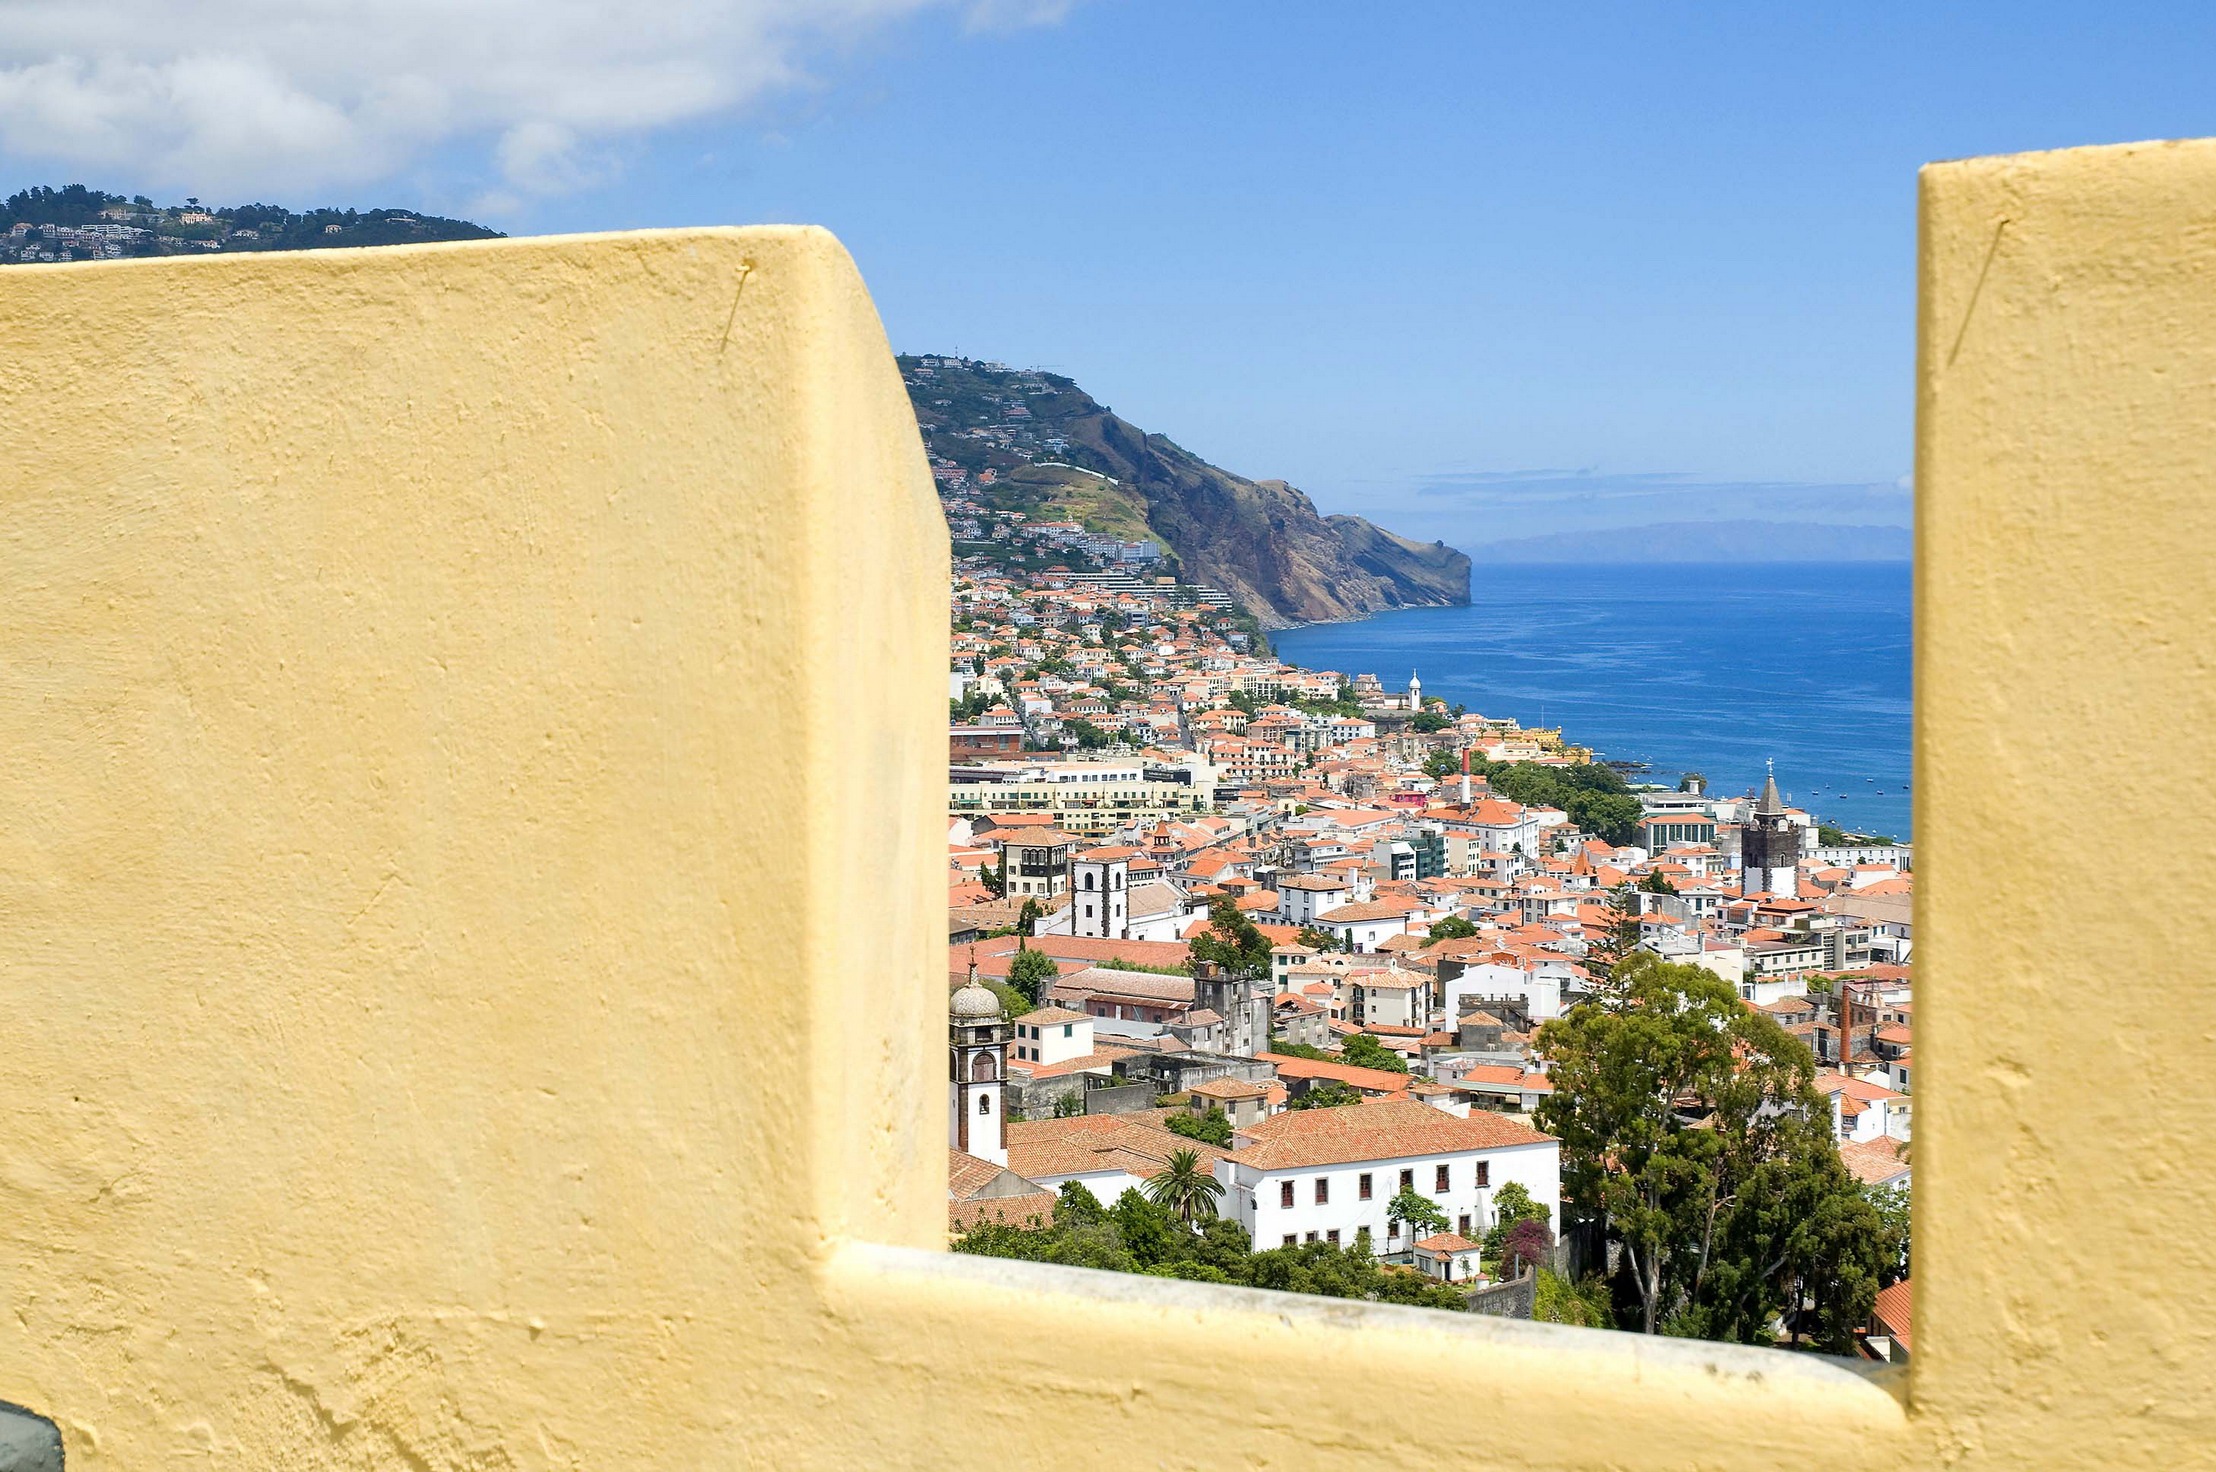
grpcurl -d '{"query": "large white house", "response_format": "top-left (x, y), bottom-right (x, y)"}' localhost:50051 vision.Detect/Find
top-left (1213, 1099), bottom-right (1559, 1253)
top-left (1275, 873), bottom-right (1355, 927)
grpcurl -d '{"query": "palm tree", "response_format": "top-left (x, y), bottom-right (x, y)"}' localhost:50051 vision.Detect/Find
top-left (1143, 1149), bottom-right (1224, 1229)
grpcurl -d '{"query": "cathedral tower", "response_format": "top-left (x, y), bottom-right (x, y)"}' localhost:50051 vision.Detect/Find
top-left (1741, 762), bottom-right (1800, 898)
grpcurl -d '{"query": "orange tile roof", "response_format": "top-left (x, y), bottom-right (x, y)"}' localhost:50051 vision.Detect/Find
top-left (1005, 1113), bottom-right (1229, 1182)
top-left (1228, 1099), bottom-right (1553, 1171)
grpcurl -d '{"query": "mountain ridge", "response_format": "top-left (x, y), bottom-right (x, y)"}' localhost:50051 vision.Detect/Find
top-left (903, 355), bottom-right (1469, 627)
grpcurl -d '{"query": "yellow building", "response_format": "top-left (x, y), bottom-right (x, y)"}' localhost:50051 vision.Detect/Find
top-left (0, 135), bottom-right (2210, 1468)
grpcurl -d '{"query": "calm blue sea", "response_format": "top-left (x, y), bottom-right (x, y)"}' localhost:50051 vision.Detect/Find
top-left (1273, 562), bottom-right (1914, 841)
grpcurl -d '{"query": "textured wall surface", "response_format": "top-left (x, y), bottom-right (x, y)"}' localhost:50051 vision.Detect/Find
top-left (0, 228), bottom-right (948, 1464)
top-left (1916, 137), bottom-right (2216, 1467)
top-left (0, 144), bottom-right (2210, 1466)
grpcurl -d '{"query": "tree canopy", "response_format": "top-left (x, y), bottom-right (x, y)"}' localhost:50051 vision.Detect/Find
top-left (1533, 953), bottom-right (1896, 1348)
top-left (1472, 759), bottom-right (1643, 845)
top-left (1006, 946), bottom-right (1059, 1007)
top-left (1190, 897), bottom-right (1273, 980)
top-left (1287, 1080), bottom-right (1364, 1110)
top-left (956, 1184), bottom-right (1465, 1310)
top-left (1165, 1108), bottom-right (1234, 1147)
top-left (1339, 1033), bottom-right (1409, 1074)
top-left (1141, 1148), bottom-right (1225, 1228)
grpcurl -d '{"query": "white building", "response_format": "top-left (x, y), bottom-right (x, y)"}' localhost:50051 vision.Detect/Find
top-left (1434, 798), bottom-right (1543, 870)
top-left (1213, 1099), bottom-right (1560, 1253)
top-left (1313, 899), bottom-right (1419, 954)
top-left (1009, 1006), bottom-right (1093, 1067)
top-left (1276, 873), bottom-right (1354, 927)
top-left (1441, 955), bottom-right (1568, 1022)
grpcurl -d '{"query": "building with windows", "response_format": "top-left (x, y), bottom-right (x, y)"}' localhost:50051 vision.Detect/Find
top-left (1212, 1099), bottom-right (1559, 1254)
top-left (997, 827), bottom-right (1083, 899)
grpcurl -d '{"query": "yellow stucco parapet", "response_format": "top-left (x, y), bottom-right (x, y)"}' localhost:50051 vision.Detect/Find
top-left (1916, 137), bottom-right (2216, 1468)
top-left (0, 134), bottom-right (2211, 1465)
top-left (0, 227), bottom-right (948, 1463)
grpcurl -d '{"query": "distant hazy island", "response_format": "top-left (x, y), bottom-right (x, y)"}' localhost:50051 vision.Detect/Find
top-left (1468, 520), bottom-right (1911, 564)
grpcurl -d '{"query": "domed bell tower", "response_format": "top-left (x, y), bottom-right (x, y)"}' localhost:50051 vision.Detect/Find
top-left (950, 970), bottom-right (1010, 1165)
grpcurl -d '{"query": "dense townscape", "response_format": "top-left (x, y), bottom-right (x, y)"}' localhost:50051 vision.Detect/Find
top-left (940, 439), bottom-right (1916, 1357)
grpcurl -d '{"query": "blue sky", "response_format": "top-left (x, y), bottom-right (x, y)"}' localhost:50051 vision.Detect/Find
top-left (7, 2), bottom-right (2214, 545)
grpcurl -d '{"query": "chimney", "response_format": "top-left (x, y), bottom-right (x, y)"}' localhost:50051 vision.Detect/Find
top-left (1460, 746), bottom-right (1472, 807)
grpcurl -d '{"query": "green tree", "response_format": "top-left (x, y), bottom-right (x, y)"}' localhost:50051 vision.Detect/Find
top-left (1190, 896), bottom-right (1273, 981)
top-left (1339, 1033), bottom-right (1409, 1074)
top-left (1533, 1269), bottom-right (1617, 1327)
top-left (1637, 870), bottom-right (1679, 895)
top-left (1586, 881), bottom-right (1646, 983)
top-left (1387, 1186), bottom-right (1448, 1248)
top-left (1267, 1037), bottom-right (1336, 1061)
top-left (1141, 1148), bottom-right (1225, 1229)
top-left (1052, 1089), bottom-right (1085, 1118)
top-left (1166, 1108), bottom-right (1234, 1147)
top-left (1869, 1182), bottom-right (1911, 1286)
top-left (1006, 945), bottom-right (1058, 1008)
top-left (1428, 915), bottom-right (1479, 942)
top-left (1287, 1080), bottom-right (1364, 1110)
top-left (1409, 709), bottom-right (1449, 733)
top-left (1295, 924), bottom-right (1342, 953)
top-left (1016, 896), bottom-right (1045, 933)
top-left (1422, 748), bottom-right (1460, 780)
top-left (1534, 953), bottom-right (1885, 1346)
top-left (1482, 1180), bottom-right (1551, 1259)
top-left (977, 858), bottom-right (1005, 898)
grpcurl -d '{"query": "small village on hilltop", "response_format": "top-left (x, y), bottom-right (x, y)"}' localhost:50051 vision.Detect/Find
top-left (939, 438), bottom-right (1915, 1351)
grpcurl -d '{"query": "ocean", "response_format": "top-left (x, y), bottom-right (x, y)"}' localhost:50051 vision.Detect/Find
top-left (1271, 561), bottom-right (1914, 842)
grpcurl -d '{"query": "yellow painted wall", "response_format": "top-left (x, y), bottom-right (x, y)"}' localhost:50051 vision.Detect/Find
top-left (0, 228), bottom-right (948, 1464)
top-left (0, 134), bottom-right (2211, 1466)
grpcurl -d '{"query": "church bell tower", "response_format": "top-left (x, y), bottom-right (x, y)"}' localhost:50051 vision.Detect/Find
top-left (949, 970), bottom-right (1009, 1165)
top-left (1741, 761), bottom-right (1800, 898)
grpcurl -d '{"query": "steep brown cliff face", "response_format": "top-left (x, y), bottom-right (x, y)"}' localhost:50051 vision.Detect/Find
top-left (905, 356), bottom-right (1469, 628)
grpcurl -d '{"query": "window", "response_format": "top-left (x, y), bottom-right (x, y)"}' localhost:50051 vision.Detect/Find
top-left (1326, 1230), bottom-right (1340, 1245)
top-left (1281, 1234), bottom-right (1296, 1247)
top-left (1458, 1214), bottom-right (1471, 1237)
top-left (1279, 1181), bottom-right (1294, 1208)
top-left (1358, 1172), bottom-right (1373, 1200)
top-left (1063, 1024), bottom-right (1073, 1038)
top-left (1314, 1177), bottom-right (1329, 1205)
top-left (977, 1094), bottom-right (990, 1115)
top-left (1434, 1164), bottom-right (1450, 1193)
top-left (1399, 1168), bottom-right (1414, 1192)
top-left (1475, 1162), bottom-right (1490, 1187)
top-left (1305, 1231), bottom-right (1319, 1243)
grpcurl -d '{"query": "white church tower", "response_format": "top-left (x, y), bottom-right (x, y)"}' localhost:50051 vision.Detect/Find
top-left (949, 973), bottom-right (1009, 1165)
top-left (1071, 848), bottom-right (1130, 940)
top-left (1407, 670), bottom-right (1422, 711)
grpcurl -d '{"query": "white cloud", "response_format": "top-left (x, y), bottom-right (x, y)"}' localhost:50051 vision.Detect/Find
top-left (0, 0), bottom-right (1072, 199)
